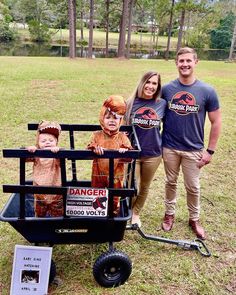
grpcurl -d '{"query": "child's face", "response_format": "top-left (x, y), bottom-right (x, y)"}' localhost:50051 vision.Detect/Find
top-left (38, 133), bottom-right (57, 149)
top-left (103, 112), bottom-right (121, 132)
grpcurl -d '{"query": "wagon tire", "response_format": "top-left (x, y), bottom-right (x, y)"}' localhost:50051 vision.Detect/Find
top-left (49, 259), bottom-right (56, 284)
top-left (93, 250), bottom-right (132, 288)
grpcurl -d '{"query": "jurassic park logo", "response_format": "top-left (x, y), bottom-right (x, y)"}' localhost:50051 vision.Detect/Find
top-left (169, 91), bottom-right (199, 115)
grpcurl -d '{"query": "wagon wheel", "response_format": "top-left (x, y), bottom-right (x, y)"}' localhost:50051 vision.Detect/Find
top-left (49, 259), bottom-right (56, 284)
top-left (93, 250), bottom-right (132, 288)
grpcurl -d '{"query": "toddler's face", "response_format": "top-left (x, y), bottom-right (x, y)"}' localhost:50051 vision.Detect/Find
top-left (103, 112), bottom-right (121, 132)
top-left (38, 133), bottom-right (57, 149)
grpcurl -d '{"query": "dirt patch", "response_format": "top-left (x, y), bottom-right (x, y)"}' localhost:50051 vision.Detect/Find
top-left (31, 80), bottom-right (63, 89)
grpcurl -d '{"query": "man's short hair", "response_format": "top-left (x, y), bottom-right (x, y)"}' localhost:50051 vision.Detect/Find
top-left (176, 47), bottom-right (198, 60)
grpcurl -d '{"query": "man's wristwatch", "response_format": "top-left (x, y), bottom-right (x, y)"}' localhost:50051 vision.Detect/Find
top-left (206, 149), bottom-right (215, 155)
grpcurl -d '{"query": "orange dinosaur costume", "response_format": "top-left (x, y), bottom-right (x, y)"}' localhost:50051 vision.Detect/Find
top-left (88, 95), bottom-right (133, 215)
top-left (27, 121), bottom-right (63, 217)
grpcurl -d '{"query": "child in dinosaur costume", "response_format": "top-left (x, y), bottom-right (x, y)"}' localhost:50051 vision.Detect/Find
top-left (26, 120), bottom-right (63, 217)
top-left (87, 95), bottom-right (133, 215)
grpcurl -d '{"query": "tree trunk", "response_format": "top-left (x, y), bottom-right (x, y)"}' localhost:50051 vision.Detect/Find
top-left (88, 0), bottom-right (94, 58)
top-left (229, 21), bottom-right (236, 60)
top-left (68, 0), bottom-right (76, 59)
top-left (79, 9), bottom-right (84, 57)
top-left (105, 0), bottom-right (110, 57)
top-left (126, 0), bottom-right (134, 59)
top-left (73, 0), bottom-right (76, 47)
top-left (139, 8), bottom-right (145, 49)
top-left (165, 0), bottom-right (175, 60)
top-left (176, 0), bottom-right (186, 52)
top-left (149, 15), bottom-right (155, 50)
top-left (118, 0), bottom-right (129, 58)
top-left (80, 4), bottom-right (84, 41)
top-left (155, 26), bottom-right (159, 50)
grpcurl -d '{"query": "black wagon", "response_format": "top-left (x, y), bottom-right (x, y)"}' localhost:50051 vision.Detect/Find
top-left (0, 123), bottom-right (211, 288)
top-left (1, 123), bottom-right (142, 288)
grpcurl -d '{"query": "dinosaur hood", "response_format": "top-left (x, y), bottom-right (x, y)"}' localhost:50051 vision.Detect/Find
top-left (36, 120), bottom-right (61, 147)
top-left (99, 95), bottom-right (126, 136)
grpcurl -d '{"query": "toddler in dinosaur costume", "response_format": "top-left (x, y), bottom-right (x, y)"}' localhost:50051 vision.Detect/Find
top-left (26, 120), bottom-right (63, 217)
top-left (87, 95), bottom-right (133, 215)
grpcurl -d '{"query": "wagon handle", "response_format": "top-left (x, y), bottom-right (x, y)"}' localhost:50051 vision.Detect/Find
top-left (193, 239), bottom-right (211, 257)
top-left (126, 224), bottom-right (211, 257)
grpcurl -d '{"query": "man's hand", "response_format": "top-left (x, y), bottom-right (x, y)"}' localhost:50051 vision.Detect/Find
top-left (197, 150), bottom-right (212, 168)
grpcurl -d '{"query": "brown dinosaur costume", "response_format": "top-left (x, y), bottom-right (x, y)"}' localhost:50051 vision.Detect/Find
top-left (88, 95), bottom-right (133, 215)
top-left (27, 121), bottom-right (63, 217)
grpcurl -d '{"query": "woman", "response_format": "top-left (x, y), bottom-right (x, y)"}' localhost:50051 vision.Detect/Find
top-left (125, 71), bottom-right (166, 227)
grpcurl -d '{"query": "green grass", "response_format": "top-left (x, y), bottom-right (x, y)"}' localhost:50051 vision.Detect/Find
top-left (0, 57), bottom-right (236, 295)
top-left (18, 27), bottom-right (178, 50)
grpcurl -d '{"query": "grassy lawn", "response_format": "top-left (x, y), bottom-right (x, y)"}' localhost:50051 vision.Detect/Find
top-left (0, 56), bottom-right (235, 295)
top-left (18, 27), bottom-right (178, 50)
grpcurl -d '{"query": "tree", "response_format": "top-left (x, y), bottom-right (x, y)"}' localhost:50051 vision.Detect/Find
top-left (229, 20), bottom-right (236, 59)
top-left (76, 0), bottom-right (85, 41)
top-left (68, 0), bottom-right (76, 58)
top-left (118, 0), bottom-right (129, 58)
top-left (47, 0), bottom-right (68, 30)
top-left (149, 0), bottom-right (172, 50)
top-left (105, 0), bottom-right (110, 57)
top-left (6, 0), bottom-right (236, 59)
top-left (175, 0), bottom-right (212, 51)
top-left (19, 0), bottom-right (52, 42)
top-left (133, 0), bottom-right (170, 50)
top-left (88, 0), bottom-right (94, 58)
top-left (176, 0), bottom-right (187, 51)
top-left (126, 0), bottom-right (135, 59)
top-left (0, 1), bottom-right (17, 41)
top-left (210, 11), bottom-right (236, 49)
top-left (95, 1), bottom-right (122, 56)
top-left (165, 0), bottom-right (175, 59)
top-left (133, 1), bottom-right (148, 48)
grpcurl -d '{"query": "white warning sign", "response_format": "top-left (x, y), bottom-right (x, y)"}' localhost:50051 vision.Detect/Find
top-left (66, 187), bottom-right (108, 217)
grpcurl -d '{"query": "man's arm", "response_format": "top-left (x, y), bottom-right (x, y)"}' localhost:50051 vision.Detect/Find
top-left (207, 108), bottom-right (222, 150)
top-left (197, 108), bottom-right (222, 168)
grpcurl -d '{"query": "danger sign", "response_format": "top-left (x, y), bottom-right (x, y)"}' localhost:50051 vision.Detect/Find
top-left (66, 187), bottom-right (108, 217)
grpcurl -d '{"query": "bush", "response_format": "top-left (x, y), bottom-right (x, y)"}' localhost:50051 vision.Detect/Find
top-left (187, 32), bottom-right (209, 49)
top-left (210, 29), bottom-right (232, 49)
top-left (78, 39), bottom-right (88, 46)
top-left (210, 12), bottom-right (236, 49)
top-left (28, 20), bottom-right (51, 42)
top-left (0, 21), bottom-right (17, 42)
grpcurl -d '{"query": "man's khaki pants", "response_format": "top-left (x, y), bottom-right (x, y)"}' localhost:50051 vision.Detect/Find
top-left (163, 147), bottom-right (203, 221)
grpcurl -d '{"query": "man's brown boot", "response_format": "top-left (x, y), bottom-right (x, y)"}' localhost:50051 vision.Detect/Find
top-left (189, 220), bottom-right (206, 240)
top-left (161, 214), bottom-right (175, 232)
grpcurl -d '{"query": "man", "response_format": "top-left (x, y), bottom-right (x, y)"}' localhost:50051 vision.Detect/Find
top-left (161, 47), bottom-right (221, 240)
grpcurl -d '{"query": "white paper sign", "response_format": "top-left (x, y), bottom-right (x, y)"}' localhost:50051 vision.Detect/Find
top-left (10, 245), bottom-right (52, 295)
top-left (66, 187), bottom-right (108, 217)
